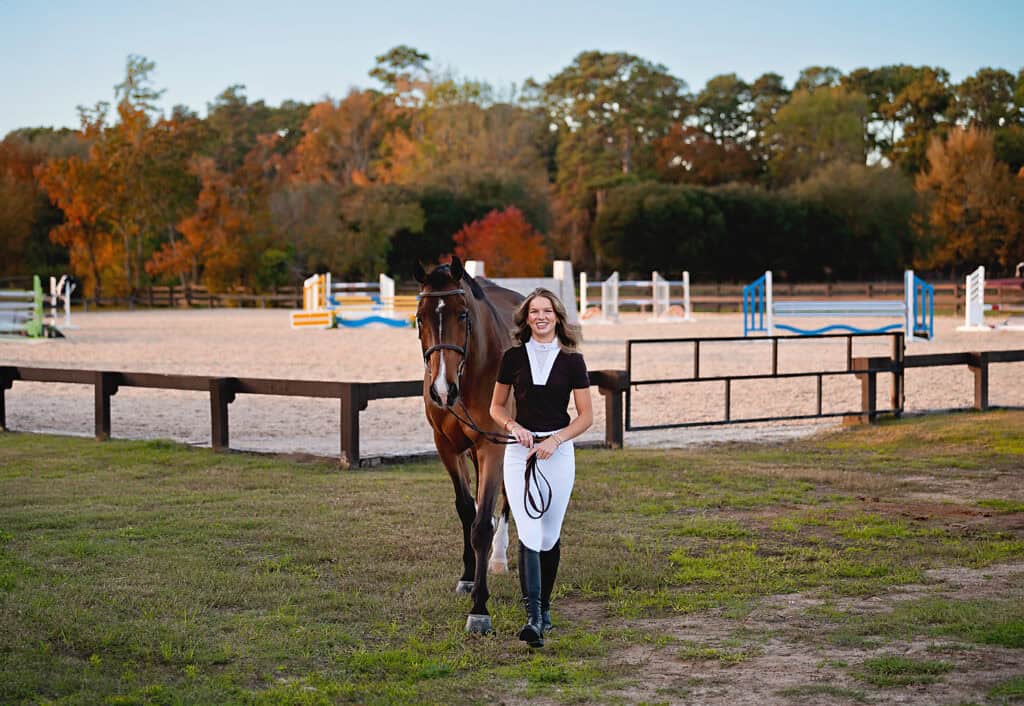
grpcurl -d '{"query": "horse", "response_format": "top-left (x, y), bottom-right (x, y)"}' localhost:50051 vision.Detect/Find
top-left (414, 256), bottom-right (523, 634)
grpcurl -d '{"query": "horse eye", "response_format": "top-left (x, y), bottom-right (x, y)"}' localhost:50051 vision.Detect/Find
top-left (458, 311), bottom-right (468, 321)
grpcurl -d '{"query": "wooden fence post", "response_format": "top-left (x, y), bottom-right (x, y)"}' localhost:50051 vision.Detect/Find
top-left (0, 366), bottom-right (13, 431)
top-left (592, 370), bottom-right (627, 449)
top-left (95, 372), bottom-right (118, 440)
top-left (969, 352), bottom-right (989, 411)
top-left (340, 383), bottom-right (368, 467)
top-left (210, 378), bottom-right (237, 451)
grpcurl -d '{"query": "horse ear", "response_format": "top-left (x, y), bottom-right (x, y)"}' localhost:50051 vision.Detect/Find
top-left (450, 255), bottom-right (464, 281)
top-left (413, 262), bottom-right (426, 284)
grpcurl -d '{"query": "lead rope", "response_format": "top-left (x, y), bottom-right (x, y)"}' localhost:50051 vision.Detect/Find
top-left (523, 441), bottom-right (553, 519)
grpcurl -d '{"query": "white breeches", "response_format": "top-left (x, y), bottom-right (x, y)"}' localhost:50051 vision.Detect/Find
top-left (503, 434), bottom-right (575, 552)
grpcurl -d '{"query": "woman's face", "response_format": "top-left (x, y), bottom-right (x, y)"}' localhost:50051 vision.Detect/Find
top-left (527, 296), bottom-right (557, 341)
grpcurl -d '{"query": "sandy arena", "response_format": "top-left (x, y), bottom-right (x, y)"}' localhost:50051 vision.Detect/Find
top-left (1, 310), bottom-right (1022, 459)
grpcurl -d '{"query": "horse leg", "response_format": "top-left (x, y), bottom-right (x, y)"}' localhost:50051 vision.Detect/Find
top-left (471, 446), bottom-right (509, 574)
top-left (436, 433), bottom-right (476, 594)
top-left (489, 494), bottom-right (510, 574)
top-left (465, 444), bottom-right (502, 633)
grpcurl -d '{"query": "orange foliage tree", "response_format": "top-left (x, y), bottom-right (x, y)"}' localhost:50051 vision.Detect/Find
top-left (36, 154), bottom-right (119, 302)
top-left (915, 126), bottom-right (1024, 272)
top-left (452, 207), bottom-right (548, 276)
top-left (146, 156), bottom-right (249, 290)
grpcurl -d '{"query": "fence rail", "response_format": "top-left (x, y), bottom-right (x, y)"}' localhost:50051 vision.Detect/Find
top-left (53, 279), bottom-right (1024, 313)
top-left (0, 367), bottom-right (628, 467)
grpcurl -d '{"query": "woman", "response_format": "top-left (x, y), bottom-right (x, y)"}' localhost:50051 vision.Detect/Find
top-left (489, 288), bottom-right (593, 648)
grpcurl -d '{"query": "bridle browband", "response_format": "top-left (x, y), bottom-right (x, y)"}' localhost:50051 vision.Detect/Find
top-left (419, 282), bottom-right (553, 519)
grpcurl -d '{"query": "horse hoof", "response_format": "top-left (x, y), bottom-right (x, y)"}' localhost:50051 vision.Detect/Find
top-left (455, 580), bottom-right (474, 594)
top-left (489, 559), bottom-right (509, 574)
top-left (465, 614), bottom-right (493, 634)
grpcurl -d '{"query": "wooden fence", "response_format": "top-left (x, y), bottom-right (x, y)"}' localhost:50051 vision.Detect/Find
top-left (68, 279), bottom-right (1024, 314)
top-left (0, 367), bottom-right (628, 468)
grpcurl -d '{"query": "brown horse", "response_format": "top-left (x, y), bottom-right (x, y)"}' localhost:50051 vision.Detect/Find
top-left (414, 256), bottom-right (523, 633)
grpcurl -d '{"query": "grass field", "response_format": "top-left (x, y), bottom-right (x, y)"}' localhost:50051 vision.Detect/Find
top-left (1, 411), bottom-right (1023, 705)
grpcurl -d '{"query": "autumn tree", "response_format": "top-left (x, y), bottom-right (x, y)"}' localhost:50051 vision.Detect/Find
top-left (654, 124), bottom-right (759, 185)
top-left (0, 136), bottom-right (66, 276)
top-left (36, 150), bottom-right (117, 302)
top-left (291, 89), bottom-right (395, 186)
top-left (453, 207), bottom-right (548, 276)
top-left (915, 126), bottom-right (1023, 272)
top-left (652, 74), bottom-right (761, 185)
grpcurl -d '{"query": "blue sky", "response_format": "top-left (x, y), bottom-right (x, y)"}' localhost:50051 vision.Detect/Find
top-left (1, 0), bottom-right (1021, 136)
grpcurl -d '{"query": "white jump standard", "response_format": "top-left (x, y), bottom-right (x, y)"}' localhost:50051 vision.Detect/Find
top-left (958, 265), bottom-right (1024, 332)
top-left (743, 270), bottom-right (934, 340)
top-left (0, 275), bottom-right (65, 339)
top-left (578, 271), bottom-right (694, 323)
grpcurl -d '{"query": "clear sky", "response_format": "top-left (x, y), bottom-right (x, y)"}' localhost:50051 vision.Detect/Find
top-left (1, 0), bottom-right (1021, 136)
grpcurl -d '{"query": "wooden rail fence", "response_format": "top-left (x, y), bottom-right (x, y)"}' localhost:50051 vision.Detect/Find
top-left (0, 367), bottom-right (628, 467)
top-left (63, 280), bottom-right (1024, 313)
top-left (2, 347), bottom-right (1020, 464)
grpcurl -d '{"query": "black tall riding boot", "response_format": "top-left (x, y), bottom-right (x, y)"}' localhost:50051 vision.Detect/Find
top-left (540, 540), bottom-right (560, 632)
top-left (518, 541), bottom-right (544, 647)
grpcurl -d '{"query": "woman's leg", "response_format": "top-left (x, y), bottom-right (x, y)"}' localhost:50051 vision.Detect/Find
top-left (540, 540), bottom-right (560, 631)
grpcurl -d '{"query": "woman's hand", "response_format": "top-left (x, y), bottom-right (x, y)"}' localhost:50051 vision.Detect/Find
top-left (511, 423), bottom-right (533, 448)
top-left (527, 436), bottom-right (559, 460)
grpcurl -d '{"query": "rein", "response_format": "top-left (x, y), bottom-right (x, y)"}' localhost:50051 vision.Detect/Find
top-left (420, 283), bottom-right (553, 519)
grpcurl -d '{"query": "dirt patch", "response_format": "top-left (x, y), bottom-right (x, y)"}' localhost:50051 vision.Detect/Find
top-left (558, 562), bottom-right (1024, 705)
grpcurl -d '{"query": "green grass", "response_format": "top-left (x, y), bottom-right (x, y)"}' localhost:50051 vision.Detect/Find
top-left (1, 410), bottom-right (1023, 704)
top-left (856, 654), bottom-right (953, 686)
top-left (832, 597), bottom-right (1024, 649)
top-left (978, 499), bottom-right (1024, 514)
top-left (988, 676), bottom-right (1024, 704)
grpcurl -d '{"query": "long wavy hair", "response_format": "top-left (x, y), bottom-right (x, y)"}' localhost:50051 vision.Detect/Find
top-left (512, 288), bottom-right (582, 351)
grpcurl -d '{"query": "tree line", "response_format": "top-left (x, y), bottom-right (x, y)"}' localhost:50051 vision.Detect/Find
top-left (1, 49), bottom-right (1022, 302)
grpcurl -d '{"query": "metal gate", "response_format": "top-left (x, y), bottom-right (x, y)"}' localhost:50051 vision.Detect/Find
top-left (625, 333), bottom-right (904, 431)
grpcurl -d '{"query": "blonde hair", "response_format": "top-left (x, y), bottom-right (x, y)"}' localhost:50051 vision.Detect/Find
top-left (512, 288), bottom-right (582, 350)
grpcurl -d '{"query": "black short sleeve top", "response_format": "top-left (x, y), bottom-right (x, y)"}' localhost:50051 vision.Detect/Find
top-left (496, 344), bottom-right (590, 432)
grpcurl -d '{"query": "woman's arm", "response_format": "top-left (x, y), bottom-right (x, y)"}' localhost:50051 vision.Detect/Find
top-left (490, 382), bottom-right (532, 447)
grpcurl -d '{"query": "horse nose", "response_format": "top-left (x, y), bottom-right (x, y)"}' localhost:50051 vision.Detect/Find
top-left (447, 383), bottom-right (459, 407)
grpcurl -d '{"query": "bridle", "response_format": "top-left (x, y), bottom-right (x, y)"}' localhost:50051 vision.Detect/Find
top-left (419, 288), bottom-right (471, 385)
top-left (419, 283), bottom-right (553, 519)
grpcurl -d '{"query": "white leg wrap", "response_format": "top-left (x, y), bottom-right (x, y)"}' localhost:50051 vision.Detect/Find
top-left (489, 514), bottom-right (509, 573)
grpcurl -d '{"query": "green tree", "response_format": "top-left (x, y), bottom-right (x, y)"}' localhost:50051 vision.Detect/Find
top-left (538, 51), bottom-right (687, 262)
top-left (794, 66), bottom-right (843, 93)
top-left (788, 162), bottom-right (918, 277)
top-left (953, 67), bottom-right (1018, 129)
top-left (765, 86), bottom-right (869, 186)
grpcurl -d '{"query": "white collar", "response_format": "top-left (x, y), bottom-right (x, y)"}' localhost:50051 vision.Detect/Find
top-left (525, 338), bottom-right (560, 385)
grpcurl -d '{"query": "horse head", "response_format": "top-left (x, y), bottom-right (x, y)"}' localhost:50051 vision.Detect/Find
top-left (414, 256), bottom-right (476, 408)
